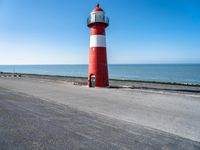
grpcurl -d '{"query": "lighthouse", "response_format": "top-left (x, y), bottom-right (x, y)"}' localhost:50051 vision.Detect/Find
top-left (87, 4), bottom-right (109, 88)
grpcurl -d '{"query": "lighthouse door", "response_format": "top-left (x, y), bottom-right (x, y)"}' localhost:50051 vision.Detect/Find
top-left (90, 75), bottom-right (95, 88)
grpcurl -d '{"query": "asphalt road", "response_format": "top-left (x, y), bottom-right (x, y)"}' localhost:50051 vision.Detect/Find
top-left (1, 77), bottom-right (200, 141)
top-left (0, 87), bottom-right (200, 150)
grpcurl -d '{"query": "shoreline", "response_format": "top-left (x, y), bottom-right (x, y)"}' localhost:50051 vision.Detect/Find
top-left (1, 72), bottom-right (200, 94)
top-left (1, 71), bottom-right (200, 87)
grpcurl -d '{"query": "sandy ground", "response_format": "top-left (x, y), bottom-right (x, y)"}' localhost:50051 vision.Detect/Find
top-left (0, 76), bottom-right (200, 149)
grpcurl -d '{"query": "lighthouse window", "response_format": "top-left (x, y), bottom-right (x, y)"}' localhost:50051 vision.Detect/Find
top-left (96, 14), bottom-right (103, 22)
top-left (91, 13), bottom-right (96, 23)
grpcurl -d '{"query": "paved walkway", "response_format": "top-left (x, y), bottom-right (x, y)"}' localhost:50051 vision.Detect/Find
top-left (0, 88), bottom-right (199, 150)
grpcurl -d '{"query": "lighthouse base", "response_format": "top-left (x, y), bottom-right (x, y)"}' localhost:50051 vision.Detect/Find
top-left (88, 47), bottom-right (109, 88)
top-left (88, 75), bottom-right (109, 88)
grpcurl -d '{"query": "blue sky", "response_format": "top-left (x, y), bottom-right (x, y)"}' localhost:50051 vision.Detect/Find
top-left (0, 0), bottom-right (200, 64)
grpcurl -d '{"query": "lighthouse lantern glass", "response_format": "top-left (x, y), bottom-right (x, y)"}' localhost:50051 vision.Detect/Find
top-left (90, 12), bottom-right (96, 23)
top-left (91, 11), bottom-right (104, 22)
top-left (88, 10), bottom-right (109, 26)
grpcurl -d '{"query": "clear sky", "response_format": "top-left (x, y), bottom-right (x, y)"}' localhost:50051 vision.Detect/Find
top-left (0, 0), bottom-right (200, 64)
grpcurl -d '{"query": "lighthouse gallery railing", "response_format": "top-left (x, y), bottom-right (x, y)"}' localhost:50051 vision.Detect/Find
top-left (87, 16), bottom-right (109, 26)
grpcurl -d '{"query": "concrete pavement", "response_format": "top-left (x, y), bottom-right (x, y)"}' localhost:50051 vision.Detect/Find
top-left (0, 77), bottom-right (200, 149)
top-left (0, 87), bottom-right (200, 149)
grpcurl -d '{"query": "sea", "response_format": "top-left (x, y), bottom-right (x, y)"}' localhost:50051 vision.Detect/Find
top-left (0, 64), bottom-right (200, 85)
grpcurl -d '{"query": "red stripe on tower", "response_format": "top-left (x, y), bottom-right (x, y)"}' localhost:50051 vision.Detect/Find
top-left (87, 4), bottom-right (109, 88)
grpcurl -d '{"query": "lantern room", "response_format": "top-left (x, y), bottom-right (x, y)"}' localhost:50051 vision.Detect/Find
top-left (87, 4), bottom-right (109, 28)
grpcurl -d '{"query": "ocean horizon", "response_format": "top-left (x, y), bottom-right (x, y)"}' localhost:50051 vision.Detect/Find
top-left (0, 64), bottom-right (200, 85)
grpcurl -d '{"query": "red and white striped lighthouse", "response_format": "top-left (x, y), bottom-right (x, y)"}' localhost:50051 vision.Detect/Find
top-left (87, 4), bottom-right (109, 88)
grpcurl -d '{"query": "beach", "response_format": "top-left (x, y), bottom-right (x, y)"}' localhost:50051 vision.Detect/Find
top-left (0, 74), bottom-right (200, 149)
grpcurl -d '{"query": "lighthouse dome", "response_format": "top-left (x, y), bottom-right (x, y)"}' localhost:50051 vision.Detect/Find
top-left (93, 4), bottom-right (104, 12)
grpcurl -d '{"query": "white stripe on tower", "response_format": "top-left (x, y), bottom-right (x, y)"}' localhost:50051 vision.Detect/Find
top-left (90, 35), bottom-right (106, 47)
